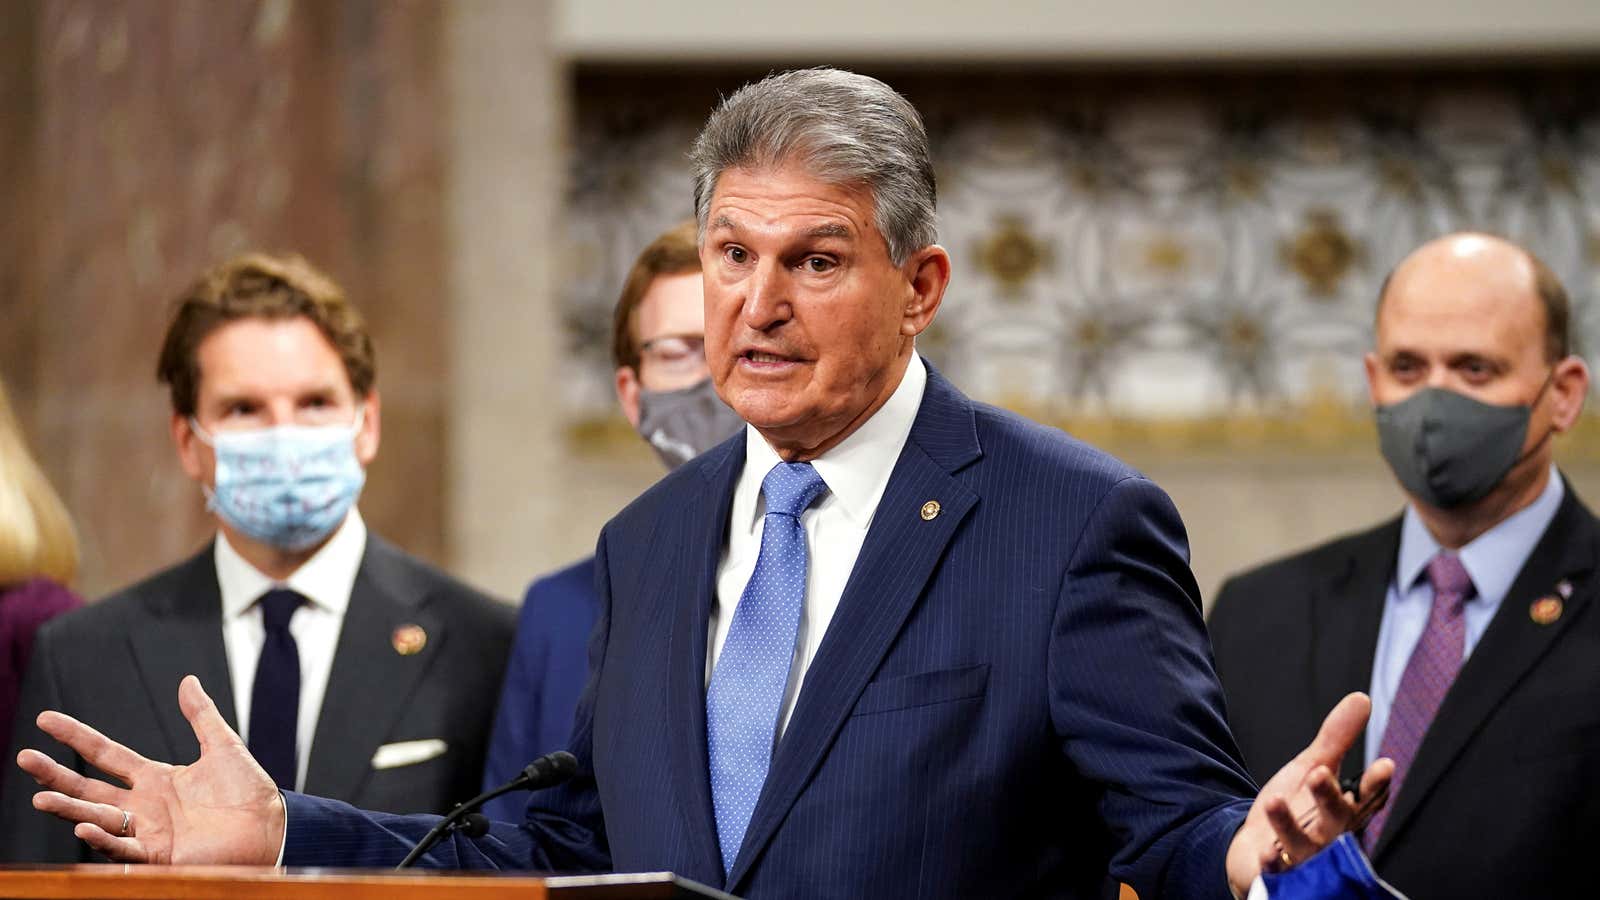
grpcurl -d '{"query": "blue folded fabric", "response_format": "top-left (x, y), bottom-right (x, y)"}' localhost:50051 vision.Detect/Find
top-left (1252, 834), bottom-right (1409, 899)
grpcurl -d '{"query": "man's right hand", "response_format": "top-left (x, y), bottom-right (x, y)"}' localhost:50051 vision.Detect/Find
top-left (17, 674), bottom-right (284, 865)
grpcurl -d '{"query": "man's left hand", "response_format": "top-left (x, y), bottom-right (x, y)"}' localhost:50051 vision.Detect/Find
top-left (1225, 692), bottom-right (1394, 897)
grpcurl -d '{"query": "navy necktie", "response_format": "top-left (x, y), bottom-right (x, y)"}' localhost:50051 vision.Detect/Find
top-left (706, 461), bottom-right (829, 875)
top-left (248, 588), bottom-right (304, 791)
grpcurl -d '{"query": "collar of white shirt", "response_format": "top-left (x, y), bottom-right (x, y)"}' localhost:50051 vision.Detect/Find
top-left (215, 509), bottom-right (367, 617)
top-left (730, 354), bottom-right (929, 534)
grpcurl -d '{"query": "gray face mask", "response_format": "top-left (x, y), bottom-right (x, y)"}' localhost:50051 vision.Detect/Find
top-left (1374, 378), bottom-right (1551, 509)
top-left (635, 376), bottom-right (745, 469)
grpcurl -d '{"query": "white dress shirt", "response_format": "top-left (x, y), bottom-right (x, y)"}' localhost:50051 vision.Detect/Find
top-left (216, 510), bottom-right (365, 791)
top-left (708, 354), bottom-right (927, 737)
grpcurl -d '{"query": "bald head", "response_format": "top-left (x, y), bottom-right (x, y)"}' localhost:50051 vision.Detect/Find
top-left (1377, 232), bottom-right (1570, 362)
top-left (1366, 232), bottom-right (1590, 539)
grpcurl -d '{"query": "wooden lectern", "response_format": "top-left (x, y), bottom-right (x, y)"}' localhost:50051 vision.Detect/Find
top-left (0, 866), bottom-right (738, 900)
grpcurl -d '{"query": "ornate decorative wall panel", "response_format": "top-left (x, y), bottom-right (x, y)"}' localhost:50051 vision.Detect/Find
top-left (562, 68), bottom-right (1600, 455)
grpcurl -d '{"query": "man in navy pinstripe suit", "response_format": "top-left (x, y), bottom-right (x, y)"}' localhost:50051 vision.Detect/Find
top-left (21, 68), bottom-right (1390, 899)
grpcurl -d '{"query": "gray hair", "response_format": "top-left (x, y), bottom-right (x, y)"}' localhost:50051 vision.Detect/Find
top-left (689, 68), bottom-right (938, 266)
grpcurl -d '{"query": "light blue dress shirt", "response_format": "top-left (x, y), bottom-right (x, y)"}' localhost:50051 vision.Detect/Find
top-left (1365, 465), bottom-right (1564, 766)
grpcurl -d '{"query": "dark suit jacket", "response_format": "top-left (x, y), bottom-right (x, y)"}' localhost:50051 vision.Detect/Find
top-left (1209, 483), bottom-right (1600, 899)
top-left (0, 534), bottom-right (515, 863)
top-left (281, 369), bottom-right (1256, 899)
top-left (481, 557), bottom-right (600, 821)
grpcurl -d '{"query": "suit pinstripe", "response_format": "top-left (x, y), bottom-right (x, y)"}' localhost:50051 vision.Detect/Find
top-left (284, 369), bottom-right (1255, 899)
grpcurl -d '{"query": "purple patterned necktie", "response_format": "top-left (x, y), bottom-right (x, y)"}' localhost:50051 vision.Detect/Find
top-left (1362, 552), bottom-right (1474, 852)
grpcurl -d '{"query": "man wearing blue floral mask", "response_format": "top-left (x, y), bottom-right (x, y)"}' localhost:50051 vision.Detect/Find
top-left (0, 253), bottom-right (514, 863)
top-left (169, 274), bottom-right (378, 564)
top-left (1211, 232), bottom-right (1597, 898)
top-left (480, 221), bottom-right (742, 820)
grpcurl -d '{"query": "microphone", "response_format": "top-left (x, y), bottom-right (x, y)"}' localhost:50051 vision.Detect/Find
top-left (395, 750), bottom-right (578, 869)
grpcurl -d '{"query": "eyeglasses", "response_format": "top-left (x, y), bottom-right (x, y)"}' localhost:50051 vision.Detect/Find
top-left (638, 334), bottom-right (708, 382)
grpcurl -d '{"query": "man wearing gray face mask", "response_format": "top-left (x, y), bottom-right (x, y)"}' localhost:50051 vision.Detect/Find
top-left (613, 223), bottom-right (746, 469)
top-left (1209, 232), bottom-right (1597, 899)
top-left (480, 221), bottom-right (742, 820)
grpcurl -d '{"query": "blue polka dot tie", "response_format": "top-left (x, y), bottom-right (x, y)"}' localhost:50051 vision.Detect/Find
top-left (706, 461), bottom-right (829, 875)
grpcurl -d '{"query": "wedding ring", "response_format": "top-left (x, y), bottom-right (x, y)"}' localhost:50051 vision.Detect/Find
top-left (1278, 848), bottom-right (1293, 868)
top-left (118, 809), bottom-right (131, 837)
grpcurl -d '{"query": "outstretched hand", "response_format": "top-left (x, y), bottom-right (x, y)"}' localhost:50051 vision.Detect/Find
top-left (1225, 693), bottom-right (1395, 896)
top-left (17, 675), bottom-right (285, 865)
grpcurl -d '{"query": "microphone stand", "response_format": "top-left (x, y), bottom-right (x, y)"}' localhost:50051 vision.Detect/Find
top-left (395, 750), bottom-right (578, 870)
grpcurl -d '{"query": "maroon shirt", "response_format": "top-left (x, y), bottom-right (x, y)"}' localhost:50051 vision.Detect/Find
top-left (0, 578), bottom-right (82, 768)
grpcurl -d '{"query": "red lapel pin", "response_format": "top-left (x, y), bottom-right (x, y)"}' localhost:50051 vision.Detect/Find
top-left (1530, 596), bottom-right (1563, 626)
top-left (392, 624), bottom-right (427, 655)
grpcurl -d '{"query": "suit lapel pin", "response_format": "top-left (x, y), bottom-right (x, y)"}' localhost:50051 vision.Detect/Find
top-left (1529, 596), bottom-right (1563, 626)
top-left (392, 624), bottom-right (427, 655)
top-left (920, 500), bottom-right (941, 521)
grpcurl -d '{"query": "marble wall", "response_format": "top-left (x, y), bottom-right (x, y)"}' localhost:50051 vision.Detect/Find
top-left (442, 0), bottom-right (566, 601)
top-left (3, 0), bottom-right (453, 596)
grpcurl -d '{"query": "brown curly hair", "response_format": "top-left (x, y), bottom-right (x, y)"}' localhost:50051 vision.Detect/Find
top-left (156, 253), bottom-right (376, 416)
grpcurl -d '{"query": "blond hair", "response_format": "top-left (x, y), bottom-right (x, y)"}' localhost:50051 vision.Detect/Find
top-left (0, 377), bottom-right (80, 586)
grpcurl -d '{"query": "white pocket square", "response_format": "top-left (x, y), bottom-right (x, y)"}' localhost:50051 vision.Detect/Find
top-left (371, 738), bottom-right (448, 770)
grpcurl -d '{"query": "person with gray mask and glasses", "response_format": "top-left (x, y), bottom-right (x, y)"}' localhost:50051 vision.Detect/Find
top-left (1210, 232), bottom-right (1598, 899)
top-left (479, 221), bottom-right (741, 821)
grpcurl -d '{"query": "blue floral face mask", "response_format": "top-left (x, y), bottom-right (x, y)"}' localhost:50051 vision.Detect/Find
top-left (191, 410), bottom-right (367, 551)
